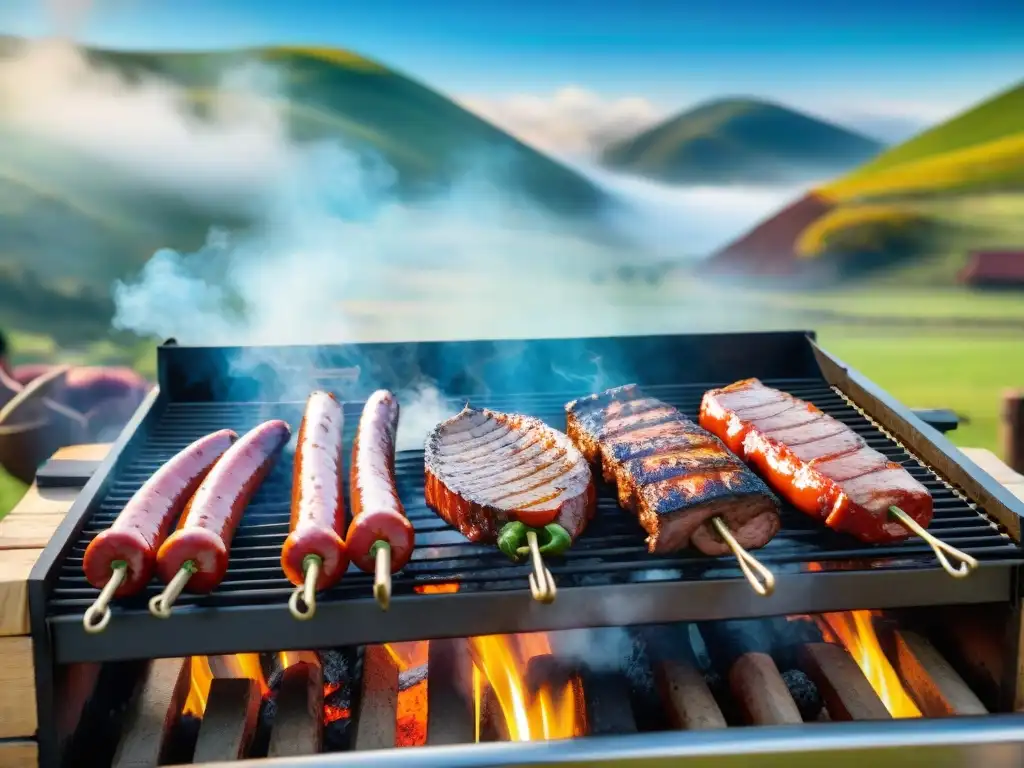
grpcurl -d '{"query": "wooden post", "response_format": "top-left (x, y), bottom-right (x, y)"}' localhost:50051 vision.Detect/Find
top-left (1003, 391), bottom-right (1024, 474)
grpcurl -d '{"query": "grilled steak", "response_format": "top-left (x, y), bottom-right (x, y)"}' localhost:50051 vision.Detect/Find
top-left (424, 406), bottom-right (596, 544)
top-left (700, 378), bottom-right (933, 543)
top-left (566, 384), bottom-right (780, 556)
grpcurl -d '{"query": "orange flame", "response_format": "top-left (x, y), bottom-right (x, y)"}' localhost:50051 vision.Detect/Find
top-left (382, 641), bottom-right (430, 747)
top-left (819, 611), bottom-right (921, 718)
top-left (182, 654), bottom-right (268, 717)
top-left (414, 582), bottom-right (461, 594)
top-left (469, 632), bottom-right (581, 742)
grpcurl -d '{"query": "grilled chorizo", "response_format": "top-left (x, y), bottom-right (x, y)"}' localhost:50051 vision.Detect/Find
top-left (281, 391), bottom-right (349, 589)
top-left (82, 429), bottom-right (237, 596)
top-left (346, 390), bottom-right (415, 573)
top-left (156, 419), bottom-right (291, 592)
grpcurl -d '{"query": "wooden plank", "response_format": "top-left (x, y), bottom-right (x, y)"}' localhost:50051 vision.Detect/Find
top-left (0, 443), bottom-right (112, 635)
top-left (192, 677), bottom-right (261, 762)
top-left (4, 485), bottom-right (80, 517)
top-left (51, 443), bottom-right (112, 461)
top-left (0, 636), bottom-right (36, 738)
top-left (959, 448), bottom-right (1024, 486)
top-left (267, 661), bottom-right (323, 758)
top-left (0, 549), bottom-right (43, 636)
top-left (0, 740), bottom-right (37, 768)
top-left (888, 630), bottom-right (987, 717)
top-left (798, 643), bottom-right (890, 721)
top-left (111, 657), bottom-right (190, 768)
top-left (353, 645), bottom-right (398, 751)
top-left (655, 660), bottom-right (727, 730)
top-left (0, 513), bottom-right (66, 550)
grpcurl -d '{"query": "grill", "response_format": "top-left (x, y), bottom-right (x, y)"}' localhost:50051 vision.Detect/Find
top-left (27, 330), bottom-right (1024, 766)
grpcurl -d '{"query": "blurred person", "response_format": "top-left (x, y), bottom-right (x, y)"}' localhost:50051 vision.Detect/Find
top-left (0, 329), bottom-right (153, 482)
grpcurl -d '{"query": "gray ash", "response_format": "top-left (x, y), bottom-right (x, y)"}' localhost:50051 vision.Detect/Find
top-left (781, 669), bottom-right (822, 721)
top-left (399, 664), bottom-right (428, 690)
top-left (320, 649), bottom-right (352, 689)
top-left (622, 632), bottom-right (662, 731)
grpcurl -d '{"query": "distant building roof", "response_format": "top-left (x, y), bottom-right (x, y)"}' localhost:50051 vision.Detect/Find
top-left (958, 250), bottom-right (1024, 286)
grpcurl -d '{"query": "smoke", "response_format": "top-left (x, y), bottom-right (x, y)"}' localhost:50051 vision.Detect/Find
top-left (0, 39), bottom-right (302, 217)
top-left (395, 384), bottom-right (458, 453)
top-left (2, 37), bottom-right (788, 463)
top-left (42, 0), bottom-right (94, 38)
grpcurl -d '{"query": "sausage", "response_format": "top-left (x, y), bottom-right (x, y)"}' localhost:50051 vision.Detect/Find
top-left (346, 390), bottom-right (415, 573)
top-left (156, 419), bottom-right (291, 593)
top-left (82, 429), bottom-right (237, 597)
top-left (281, 391), bottom-right (349, 589)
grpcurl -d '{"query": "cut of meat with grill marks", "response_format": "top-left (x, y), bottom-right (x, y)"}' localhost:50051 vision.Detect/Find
top-left (700, 378), bottom-right (933, 544)
top-left (565, 385), bottom-right (780, 556)
top-left (424, 406), bottom-right (596, 544)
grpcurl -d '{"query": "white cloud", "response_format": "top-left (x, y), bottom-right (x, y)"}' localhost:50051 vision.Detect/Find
top-left (458, 86), bottom-right (665, 158)
top-left (0, 37), bottom-right (299, 216)
top-left (808, 98), bottom-right (963, 143)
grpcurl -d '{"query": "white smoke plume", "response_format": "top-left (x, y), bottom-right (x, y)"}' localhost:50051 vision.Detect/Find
top-left (0, 33), bottom-right (792, 453)
top-left (459, 86), bottom-right (664, 159)
top-left (42, 0), bottom-right (95, 38)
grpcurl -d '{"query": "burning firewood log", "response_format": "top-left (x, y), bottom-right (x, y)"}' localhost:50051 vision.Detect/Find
top-left (352, 645), bottom-right (399, 751)
top-left (426, 639), bottom-right (475, 746)
top-left (111, 657), bottom-right (190, 768)
top-left (697, 621), bottom-right (805, 725)
top-left (192, 677), bottom-right (261, 761)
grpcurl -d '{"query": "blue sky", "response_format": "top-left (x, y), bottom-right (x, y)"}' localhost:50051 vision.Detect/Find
top-left (2, 0), bottom-right (1022, 122)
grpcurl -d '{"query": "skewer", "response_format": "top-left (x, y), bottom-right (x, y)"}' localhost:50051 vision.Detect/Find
top-left (711, 516), bottom-right (775, 597)
top-left (525, 529), bottom-right (557, 603)
top-left (82, 560), bottom-right (127, 633)
top-left (372, 540), bottom-right (392, 611)
top-left (288, 555), bottom-right (322, 621)
top-left (890, 506), bottom-right (978, 578)
top-left (149, 561), bottom-right (197, 618)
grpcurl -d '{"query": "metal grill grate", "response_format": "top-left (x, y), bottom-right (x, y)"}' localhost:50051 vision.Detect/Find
top-left (42, 377), bottom-right (1024, 663)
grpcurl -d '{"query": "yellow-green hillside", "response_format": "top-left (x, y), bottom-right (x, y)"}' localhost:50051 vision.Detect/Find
top-left (820, 80), bottom-right (1024, 202)
top-left (784, 79), bottom-right (1024, 282)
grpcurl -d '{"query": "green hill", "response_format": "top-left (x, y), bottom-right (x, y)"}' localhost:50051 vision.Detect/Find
top-left (0, 40), bottom-right (614, 343)
top-left (600, 98), bottom-right (884, 185)
top-left (707, 81), bottom-right (1024, 285)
